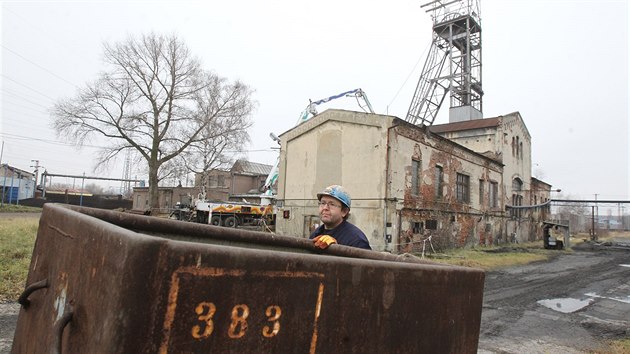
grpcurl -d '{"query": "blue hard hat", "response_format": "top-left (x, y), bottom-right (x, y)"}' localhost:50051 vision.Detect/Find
top-left (317, 185), bottom-right (351, 208)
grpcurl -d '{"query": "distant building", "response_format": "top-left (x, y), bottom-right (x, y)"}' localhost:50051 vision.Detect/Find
top-left (132, 186), bottom-right (198, 212)
top-left (132, 159), bottom-right (273, 211)
top-left (195, 159), bottom-right (273, 201)
top-left (0, 164), bottom-right (35, 203)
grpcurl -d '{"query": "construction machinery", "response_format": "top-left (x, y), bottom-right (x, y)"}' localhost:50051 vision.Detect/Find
top-left (261, 88), bottom-right (374, 198)
top-left (170, 199), bottom-right (275, 229)
top-left (297, 88), bottom-right (374, 125)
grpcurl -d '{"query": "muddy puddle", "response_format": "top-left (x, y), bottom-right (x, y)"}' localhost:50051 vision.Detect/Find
top-left (537, 298), bottom-right (594, 313)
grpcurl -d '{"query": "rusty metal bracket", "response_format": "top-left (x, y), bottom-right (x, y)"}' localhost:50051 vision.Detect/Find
top-left (52, 308), bottom-right (74, 354)
top-left (17, 279), bottom-right (48, 309)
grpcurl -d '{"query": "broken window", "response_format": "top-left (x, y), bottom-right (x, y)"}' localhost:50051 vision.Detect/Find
top-left (456, 173), bottom-right (470, 203)
top-left (412, 221), bottom-right (423, 233)
top-left (435, 165), bottom-right (443, 200)
top-left (490, 181), bottom-right (498, 208)
top-left (411, 158), bottom-right (421, 196)
top-left (512, 178), bottom-right (522, 192)
top-left (426, 219), bottom-right (438, 230)
top-left (479, 179), bottom-right (484, 207)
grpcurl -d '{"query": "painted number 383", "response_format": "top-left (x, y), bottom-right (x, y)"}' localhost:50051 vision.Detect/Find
top-left (191, 302), bottom-right (282, 340)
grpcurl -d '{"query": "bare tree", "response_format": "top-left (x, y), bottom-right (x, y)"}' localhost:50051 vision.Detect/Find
top-left (555, 193), bottom-right (589, 232)
top-left (84, 183), bottom-right (105, 195)
top-left (51, 33), bottom-right (255, 209)
top-left (178, 112), bottom-right (251, 197)
top-left (160, 77), bottom-right (253, 192)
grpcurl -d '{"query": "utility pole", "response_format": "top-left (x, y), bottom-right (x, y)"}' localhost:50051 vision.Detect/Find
top-left (591, 206), bottom-right (596, 241)
top-left (594, 193), bottom-right (599, 237)
top-left (30, 159), bottom-right (41, 198)
top-left (79, 172), bottom-right (85, 206)
top-left (0, 141), bottom-right (4, 207)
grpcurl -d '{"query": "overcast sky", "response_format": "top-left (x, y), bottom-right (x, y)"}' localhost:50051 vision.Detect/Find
top-left (1, 0), bottom-right (628, 200)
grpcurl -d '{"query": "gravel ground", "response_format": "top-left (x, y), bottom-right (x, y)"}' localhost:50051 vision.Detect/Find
top-left (478, 238), bottom-right (630, 353)
top-left (0, 303), bottom-right (19, 354)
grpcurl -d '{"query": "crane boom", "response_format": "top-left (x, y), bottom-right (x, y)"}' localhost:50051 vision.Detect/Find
top-left (262, 88), bottom-right (374, 196)
top-left (297, 88), bottom-right (374, 125)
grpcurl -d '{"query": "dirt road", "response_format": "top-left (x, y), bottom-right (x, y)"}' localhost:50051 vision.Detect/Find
top-left (478, 239), bottom-right (630, 353)
top-left (1, 237), bottom-right (628, 353)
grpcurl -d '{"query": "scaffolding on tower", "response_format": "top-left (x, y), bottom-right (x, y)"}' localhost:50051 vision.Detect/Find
top-left (406, 0), bottom-right (483, 127)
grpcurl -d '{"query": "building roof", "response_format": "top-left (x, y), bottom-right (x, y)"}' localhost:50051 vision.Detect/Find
top-left (531, 177), bottom-right (552, 188)
top-left (1, 163), bottom-right (35, 178)
top-left (429, 117), bottom-right (501, 134)
top-left (233, 159), bottom-right (273, 176)
top-left (392, 118), bottom-right (504, 167)
top-left (44, 188), bottom-right (93, 196)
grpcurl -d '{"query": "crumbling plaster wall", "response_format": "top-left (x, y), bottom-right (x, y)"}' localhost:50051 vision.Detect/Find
top-left (388, 122), bottom-right (505, 250)
top-left (275, 110), bottom-right (392, 250)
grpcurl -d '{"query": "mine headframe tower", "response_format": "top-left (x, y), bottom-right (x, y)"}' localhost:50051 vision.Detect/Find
top-left (406, 0), bottom-right (483, 126)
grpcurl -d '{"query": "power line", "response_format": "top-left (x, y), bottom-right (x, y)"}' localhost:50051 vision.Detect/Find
top-left (1, 74), bottom-right (58, 101)
top-left (2, 98), bottom-right (50, 114)
top-left (0, 131), bottom-right (279, 154)
top-left (1, 87), bottom-right (57, 111)
top-left (0, 132), bottom-right (103, 148)
top-left (1, 109), bottom-right (51, 124)
top-left (1, 44), bottom-right (80, 88)
top-left (1, 88), bottom-right (54, 110)
top-left (387, 41), bottom-right (431, 113)
top-left (2, 5), bottom-right (95, 64)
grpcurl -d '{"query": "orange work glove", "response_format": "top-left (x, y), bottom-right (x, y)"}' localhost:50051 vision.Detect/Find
top-left (313, 235), bottom-right (337, 249)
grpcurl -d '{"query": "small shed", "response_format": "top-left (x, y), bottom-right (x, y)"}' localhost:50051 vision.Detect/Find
top-left (542, 221), bottom-right (570, 249)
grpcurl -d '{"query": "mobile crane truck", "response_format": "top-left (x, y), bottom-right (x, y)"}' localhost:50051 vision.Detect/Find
top-left (170, 199), bottom-right (275, 229)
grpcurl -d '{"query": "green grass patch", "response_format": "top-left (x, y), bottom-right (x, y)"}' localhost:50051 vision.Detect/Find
top-left (0, 204), bottom-right (42, 213)
top-left (0, 216), bottom-right (38, 302)
top-left (425, 241), bottom-right (560, 270)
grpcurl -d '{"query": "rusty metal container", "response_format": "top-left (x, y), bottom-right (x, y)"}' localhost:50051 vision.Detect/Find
top-left (12, 204), bottom-right (484, 353)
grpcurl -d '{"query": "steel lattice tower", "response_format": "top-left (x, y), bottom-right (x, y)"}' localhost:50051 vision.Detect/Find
top-left (121, 150), bottom-right (132, 196)
top-left (406, 0), bottom-right (483, 126)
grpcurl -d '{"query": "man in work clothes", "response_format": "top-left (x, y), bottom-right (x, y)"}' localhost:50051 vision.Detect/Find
top-left (310, 185), bottom-right (372, 250)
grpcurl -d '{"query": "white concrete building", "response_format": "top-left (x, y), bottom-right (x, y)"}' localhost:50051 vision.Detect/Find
top-left (0, 164), bottom-right (35, 203)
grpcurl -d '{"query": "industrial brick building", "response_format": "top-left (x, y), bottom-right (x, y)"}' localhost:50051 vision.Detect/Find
top-left (195, 159), bottom-right (273, 201)
top-left (431, 111), bottom-right (552, 243)
top-left (275, 109), bottom-right (551, 252)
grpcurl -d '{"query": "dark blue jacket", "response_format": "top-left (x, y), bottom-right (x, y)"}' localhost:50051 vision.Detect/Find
top-left (310, 220), bottom-right (371, 250)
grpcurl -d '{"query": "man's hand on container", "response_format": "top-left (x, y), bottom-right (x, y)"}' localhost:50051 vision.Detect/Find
top-left (313, 235), bottom-right (337, 249)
